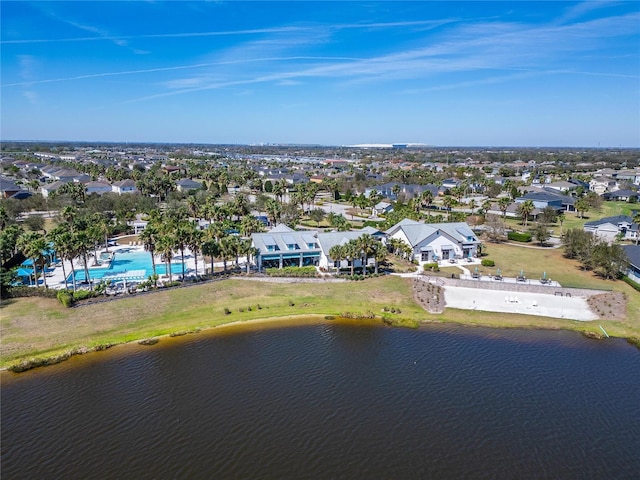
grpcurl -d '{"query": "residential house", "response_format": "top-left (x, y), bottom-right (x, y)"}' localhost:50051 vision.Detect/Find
top-left (616, 169), bottom-right (640, 186)
top-left (112, 179), bottom-right (138, 195)
top-left (583, 215), bottom-right (639, 243)
top-left (85, 181), bottom-right (113, 195)
top-left (544, 181), bottom-right (577, 194)
top-left (386, 219), bottom-right (480, 265)
top-left (516, 189), bottom-right (576, 212)
top-left (0, 176), bottom-right (21, 198)
top-left (176, 178), bottom-right (203, 192)
top-left (373, 201), bottom-right (393, 216)
top-left (621, 245), bottom-right (640, 283)
top-left (602, 189), bottom-right (639, 202)
top-left (589, 176), bottom-right (617, 195)
top-left (41, 180), bottom-right (71, 198)
top-left (365, 182), bottom-right (439, 201)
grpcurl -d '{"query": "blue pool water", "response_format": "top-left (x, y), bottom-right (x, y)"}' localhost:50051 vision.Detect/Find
top-left (70, 250), bottom-right (184, 282)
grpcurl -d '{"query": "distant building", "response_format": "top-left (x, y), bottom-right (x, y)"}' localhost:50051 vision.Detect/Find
top-left (85, 181), bottom-right (112, 195)
top-left (112, 179), bottom-right (138, 195)
top-left (176, 178), bottom-right (203, 192)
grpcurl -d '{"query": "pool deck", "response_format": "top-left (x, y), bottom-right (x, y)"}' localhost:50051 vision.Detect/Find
top-left (44, 244), bottom-right (202, 290)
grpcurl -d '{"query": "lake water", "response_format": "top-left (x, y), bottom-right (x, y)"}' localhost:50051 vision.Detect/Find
top-left (2, 321), bottom-right (639, 479)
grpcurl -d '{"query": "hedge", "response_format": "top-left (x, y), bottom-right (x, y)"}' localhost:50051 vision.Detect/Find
top-left (266, 266), bottom-right (318, 278)
top-left (481, 259), bottom-right (495, 267)
top-left (423, 262), bottom-right (440, 272)
top-left (622, 275), bottom-right (640, 293)
top-left (507, 231), bottom-right (532, 242)
top-left (4, 286), bottom-right (59, 299)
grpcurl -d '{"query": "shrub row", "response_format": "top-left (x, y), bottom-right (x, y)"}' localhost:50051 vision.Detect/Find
top-left (622, 276), bottom-right (640, 293)
top-left (266, 266), bottom-right (318, 277)
top-left (4, 286), bottom-right (59, 299)
top-left (507, 231), bottom-right (532, 242)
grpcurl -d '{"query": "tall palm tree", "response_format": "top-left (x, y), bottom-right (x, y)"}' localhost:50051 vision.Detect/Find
top-left (328, 244), bottom-right (346, 273)
top-left (139, 223), bottom-right (159, 284)
top-left (356, 234), bottom-right (377, 276)
top-left (498, 197), bottom-right (511, 218)
top-left (372, 241), bottom-right (387, 275)
top-left (157, 234), bottom-right (175, 282)
top-left (219, 236), bottom-right (236, 272)
top-left (17, 231), bottom-right (48, 288)
top-left (173, 221), bottom-right (192, 280)
top-left (517, 200), bottom-right (535, 227)
top-left (186, 224), bottom-right (204, 278)
top-left (344, 241), bottom-right (359, 276)
top-left (421, 190), bottom-right (434, 210)
top-left (265, 198), bottom-right (282, 226)
top-left (202, 239), bottom-right (220, 275)
top-left (442, 195), bottom-right (457, 221)
top-left (236, 238), bottom-right (256, 273)
top-left (48, 226), bottom-right (72, 290)
top-left (74, 230), bottom-right (94, 289)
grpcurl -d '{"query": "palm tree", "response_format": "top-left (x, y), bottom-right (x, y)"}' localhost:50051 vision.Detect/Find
top-left (139, 224), bottom-right (159, 284)
top-left (265, 198), bottom-right (282, 226)
top-left (517, 200), bottom-right (535, 227)
top-left (173, 221), bottom-right (192, 280)
top-left (74, 230), bottom-right (94, 289)
top-left (557, 212), bottom-right (566, 237)
top-left (237, 238), bottom-right (256, 273)
top-left (356, 234), bottom-right (377, 276)
top-left (328, 244), bottom-right (346, 273)
top-left (344, 241), bottom-right (359, 276)
top-left (442, 195), bottom-right (457, 221)
top-left (18, 231), bottom-right (49, 287)
top-left (157, 234), bottom-right (175, 282)
top-left (372, 241), bottom-right (387, 275)
top-left (219, 236), bottom-right (236, 272)
top-left (60, 205), bottom-right (77, 225)
top-left (498, 197), bottom-right (511, 218)
top-left (202, 239), bottom-right (220, 275)
top-left (421, 190), bottom-right (434, 211)
top-left (240, 216), bottom-right (264, 236)
top-left (186, 224), bottom-right (204, 278)
top-left (48, 226), bottom-right (73, 290)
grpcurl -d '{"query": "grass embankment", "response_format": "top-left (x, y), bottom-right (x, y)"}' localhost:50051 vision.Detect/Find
top-left (2, 243), bottom-right (639, 369)
top-left (0, 277), bottom-right (425, 368)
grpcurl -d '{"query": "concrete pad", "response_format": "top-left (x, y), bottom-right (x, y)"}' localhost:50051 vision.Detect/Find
top-left (443, 286), bottom-right (598, 321)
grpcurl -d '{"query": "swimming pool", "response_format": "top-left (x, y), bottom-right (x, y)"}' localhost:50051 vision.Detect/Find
top-left (70, 249), bottom-right (185, 283)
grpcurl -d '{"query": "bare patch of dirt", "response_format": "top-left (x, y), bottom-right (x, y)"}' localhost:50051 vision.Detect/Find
top-left (587, 291), bottom-right (627, 320)
top-left (412, 278), bottom-right (445, 314)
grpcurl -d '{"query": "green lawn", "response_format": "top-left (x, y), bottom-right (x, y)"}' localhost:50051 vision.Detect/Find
top-left (3, 239), bottom-right (639, 370)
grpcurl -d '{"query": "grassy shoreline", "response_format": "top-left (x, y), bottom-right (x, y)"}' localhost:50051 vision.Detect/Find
top-left (2, 266), bottom-right (639, 372)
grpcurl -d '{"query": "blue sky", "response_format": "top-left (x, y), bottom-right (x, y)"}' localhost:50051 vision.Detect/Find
top-left (2, 1), bottom-right (639, 147)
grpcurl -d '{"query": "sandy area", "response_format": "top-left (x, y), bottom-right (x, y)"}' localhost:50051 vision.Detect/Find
top-left (443, 286), bottom-right (598, 321)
